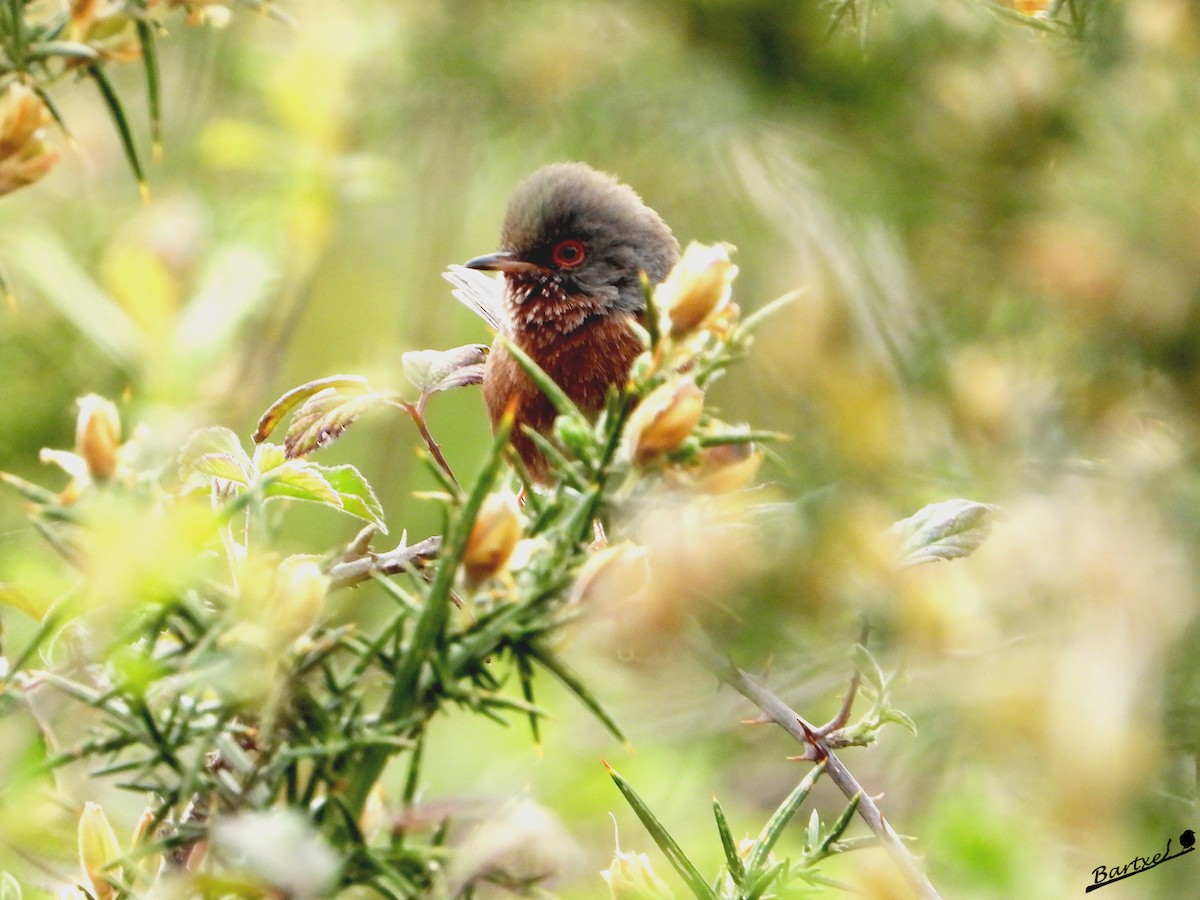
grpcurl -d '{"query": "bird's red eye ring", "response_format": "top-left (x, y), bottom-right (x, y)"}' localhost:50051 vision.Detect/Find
top-left (551, 239), bottom-right (586, 269)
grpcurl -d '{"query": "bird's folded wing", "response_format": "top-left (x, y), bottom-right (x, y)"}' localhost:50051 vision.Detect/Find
top-left (443, 264), bottom-right (505, 331)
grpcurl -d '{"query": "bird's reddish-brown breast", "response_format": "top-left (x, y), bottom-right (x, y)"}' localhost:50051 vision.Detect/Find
top-left (484, 310), bottom-right (643, 481)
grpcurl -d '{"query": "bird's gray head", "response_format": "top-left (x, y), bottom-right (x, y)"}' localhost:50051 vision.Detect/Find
top-left (465, 163), bottom-right (680, 322)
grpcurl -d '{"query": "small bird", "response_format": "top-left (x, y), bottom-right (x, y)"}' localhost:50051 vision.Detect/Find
top-left (448, 163), bottom-right (680, 481)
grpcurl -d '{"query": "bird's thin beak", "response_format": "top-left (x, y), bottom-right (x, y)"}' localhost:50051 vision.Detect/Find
top-left (464, 250), bottom-right (545, 275)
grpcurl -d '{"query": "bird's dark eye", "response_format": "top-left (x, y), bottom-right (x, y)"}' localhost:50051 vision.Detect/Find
top-left (551, 239), bottom-right (586, 269)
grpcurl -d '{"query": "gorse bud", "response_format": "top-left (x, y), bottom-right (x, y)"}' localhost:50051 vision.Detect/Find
top-left (656, 241), bottom-right (737, 337)
top-left (78, 802), bottom-right (121, 900)
top-left (623, 378), bottom-right (705, 464)
top-left (601, 846), bottom-right (675, 899)
top-left (0, 83), bottom-right (60, 197)
top-left (75, 395), bottom-right (122, 482)
top-left (463, 492), bottom-right (523, 586)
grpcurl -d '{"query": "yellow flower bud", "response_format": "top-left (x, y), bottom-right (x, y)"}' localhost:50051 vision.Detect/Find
top-left (683, 442), bottom-right (763, 494)
top-left (270, 557), bottom-right (329, 649)
top-left (0, 84), bottom-right (60, 197)
top-left (656, 242), bottom-right (738, 337)
top-left (570, 542), bottom-right (650, 608)
top-left (624, 379), bottom-right (705, 464)
top-left (463, 492), bottom-right (523, 586)
top-left (75, 395), bottom-right (122, 482)
top-left (601, 847), bottom-right (675, 899)
top-left (78, 802), bottom-right (121, 900)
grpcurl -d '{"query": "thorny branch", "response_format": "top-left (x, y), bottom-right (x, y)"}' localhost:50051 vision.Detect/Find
top-left (694, 640), bottom-right (942, 900)
top-left (326, 535), bottom-right (442, 590)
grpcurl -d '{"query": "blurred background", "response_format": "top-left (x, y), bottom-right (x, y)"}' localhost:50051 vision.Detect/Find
top-left (3, 0), bottom-right (1200, 895)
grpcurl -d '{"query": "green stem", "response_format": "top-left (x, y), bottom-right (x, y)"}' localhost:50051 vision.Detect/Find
top-left (341, 414), bottom-right (512, 819)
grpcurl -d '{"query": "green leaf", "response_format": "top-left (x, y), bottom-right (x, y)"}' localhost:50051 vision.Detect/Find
top-left (892, 498), bottom-right (1000, 568)
top-left (745, 762), bottom-right (826, 876)
top-left (605, 763), bottom-right (717, 900)
top-left (318, 464), bottom-right (387, 532)
top-left (402, 345), bottom-right (487, 395)
top-left (261, 461), bottom-right (341, 506)
top-left (745, 859), bottom-right (786, 900)
top-left (87, 63), bottom-right (145, 194)
top-left (884, 708), bottom-right (919, 736)
top-left (253, 441), bottom-right (288, 474)
top-left (253, 375), bottom-right (371, 444)
top-left (815, 794), bottom-right (861, 858)
top-left (26, 40), bottom-right (100, 62)
top-left (526, 643), bottom-right (626, 744)
top-left (179, 426), bottom-right (252, 478)
top-left (0, 471), bottom-right (60, 506)
top-left (191, 454), bottom-right (250, 486)
top-left (849, 643), bottom-right (885, 692)
top-left (712, 799), bottom-right (745, 885)
top-left (135, 19), bottom-right (161, 157)
top-left (284, 389), bottom-right (384, 459)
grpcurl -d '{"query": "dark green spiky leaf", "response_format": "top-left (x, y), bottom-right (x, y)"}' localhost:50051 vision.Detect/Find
top-left (0, 471), bottom-right (60, 506)
top-left (745, 859), bottom-right (786, 900)
top-left (87, 63), bottom-right (145, 193)
top-left (605, 762), bottom-right (717, 900)
top-left (712, 798), bottom-right (745, 885)
top-left (135, 19), bottom-right (160, 156)
top-left (815, 794), bottom-right (861, 858)
top-left (253, 375), bottom-right (370, 444)
top-left (527, 643), bottom-right (625, 744)
top-left (745, 761), bottom-right (826, 876)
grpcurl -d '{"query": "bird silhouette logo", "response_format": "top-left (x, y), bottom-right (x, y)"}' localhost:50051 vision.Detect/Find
top-left (1181, 829), bottom-right (1195, 850)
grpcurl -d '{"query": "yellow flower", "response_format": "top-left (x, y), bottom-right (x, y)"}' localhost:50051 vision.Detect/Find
top-left (0, 84), bottom-right (60, 197)
top-left (75, 395), bottom-right (122, 482)
top-left (623, 379), bottom-right (705, 464)
top-left (656, 242), bottom-right (738, 337)
top-left (78, 802), bottom-right (122, 900)
top-left (463, 492), bottom-right (523, 587)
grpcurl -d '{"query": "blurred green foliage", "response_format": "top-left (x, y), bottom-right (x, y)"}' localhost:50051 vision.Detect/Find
top-left (4, 0), bottom-right (1200, 896)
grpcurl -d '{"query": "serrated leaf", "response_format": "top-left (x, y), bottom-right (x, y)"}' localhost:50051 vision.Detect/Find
top-left (402, 345), bottom-right (487, 395)
top-left (191, 453), bottom-right (250, 485)
top-left (253, 442), bottom-right (287, 474)
top-left (261, 461), bottom-right (341, 506)
top-left (179, 426), bottom-right (252, 481)
top-left (253, 375), bottom-right (371, 444)
top-left (284, 389), bottom-right (384, 459)
top-left (317, 464), bottom-right (387, 533)
top-left (892, 498), bottom-right (1000, 568)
